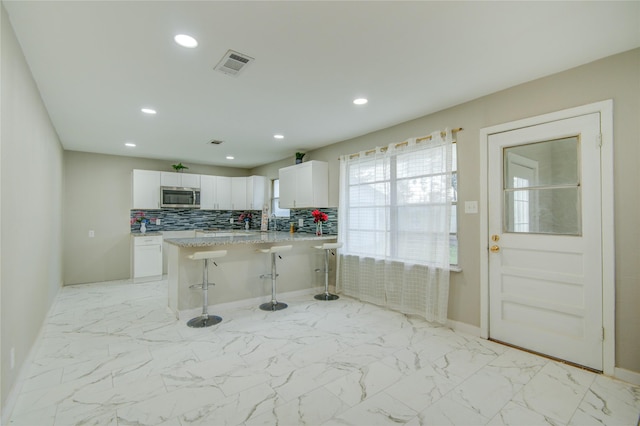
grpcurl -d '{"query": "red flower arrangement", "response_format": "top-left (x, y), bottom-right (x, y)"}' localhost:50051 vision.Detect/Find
top-left (312, 209), bottom-right (328, 236)
top-left (312, 210), bottom-right (328, 223)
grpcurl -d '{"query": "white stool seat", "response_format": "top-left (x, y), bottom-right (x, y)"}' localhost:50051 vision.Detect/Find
top-left (313, 242), bottom-right (343, 250)
top-left (189, 250), bottom-right (227, 260)
top-left (259, 245), bottom-right (292, 254)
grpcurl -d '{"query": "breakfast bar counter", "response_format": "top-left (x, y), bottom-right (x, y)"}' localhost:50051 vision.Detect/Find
top-left (164, 231), bottom-right (337, 319)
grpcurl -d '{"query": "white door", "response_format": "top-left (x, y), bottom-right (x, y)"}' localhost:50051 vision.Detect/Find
top-left (488, 112), bottom-right (603, 371)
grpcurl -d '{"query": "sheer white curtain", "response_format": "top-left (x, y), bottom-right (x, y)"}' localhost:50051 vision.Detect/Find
top-left (337, 129), bottom-right (453, 323)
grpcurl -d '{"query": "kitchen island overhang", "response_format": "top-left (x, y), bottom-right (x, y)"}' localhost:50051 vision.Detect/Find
top-left (164, 231), bottom-right (337, 319)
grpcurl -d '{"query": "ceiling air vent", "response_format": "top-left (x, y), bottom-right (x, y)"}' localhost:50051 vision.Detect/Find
top-left (214, 50), bottom-right (254, 77)
top-left (209, 139), bottom-right (224, 145)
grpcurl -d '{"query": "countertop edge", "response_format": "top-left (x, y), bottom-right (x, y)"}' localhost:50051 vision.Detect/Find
top-left (164, 232), bottom-right (337, 248)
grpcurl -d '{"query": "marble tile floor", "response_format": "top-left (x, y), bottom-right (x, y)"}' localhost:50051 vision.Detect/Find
top-left (7, 278), bottom-right (640, 426)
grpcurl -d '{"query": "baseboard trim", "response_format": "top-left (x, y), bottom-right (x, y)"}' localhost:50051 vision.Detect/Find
top-left (447, 319), bottom-right (481, 337)
top-left (614, 367), bottom-right (640, 386)
top-left (177, 286), bottom-right (324, 321)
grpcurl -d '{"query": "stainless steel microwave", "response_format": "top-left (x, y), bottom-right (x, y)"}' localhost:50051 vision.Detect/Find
top-left (161, 186), bottom-right (200, 208)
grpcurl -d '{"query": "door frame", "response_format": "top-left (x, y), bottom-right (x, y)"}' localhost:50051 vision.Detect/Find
top-left (479, 100), bottom-right (614, 376)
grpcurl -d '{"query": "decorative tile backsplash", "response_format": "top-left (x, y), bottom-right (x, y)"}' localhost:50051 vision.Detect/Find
top-left (290, 208), bottom-right (338, 235)
top-left (130, 207), bottom-right (338, 235)
top-left (130, 209), bottom-right (262, 233)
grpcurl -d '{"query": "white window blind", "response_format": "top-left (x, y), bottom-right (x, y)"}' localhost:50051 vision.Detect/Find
top-left (340, 133), bottom-right (454, 267)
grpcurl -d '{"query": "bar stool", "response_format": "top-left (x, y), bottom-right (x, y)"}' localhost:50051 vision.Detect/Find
top-left (258, 245), bottom-right (292, 311)
top-left (187, 250), bottom-right (227, 328)
top-left (314, 242), bottom-right (342, 301)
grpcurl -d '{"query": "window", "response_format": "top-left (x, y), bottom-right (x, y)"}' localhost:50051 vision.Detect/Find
top-left (271, 179), bottom-right (290, 217)
top-left (342, 141), bottom-right (457, 266)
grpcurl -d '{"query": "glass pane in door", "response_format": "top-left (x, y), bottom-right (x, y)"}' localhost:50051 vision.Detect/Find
top-left (503, 137), bottom-right (581, 235)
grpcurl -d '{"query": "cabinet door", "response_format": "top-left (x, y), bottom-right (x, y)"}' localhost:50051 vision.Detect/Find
top-left (180, 174), bottom-right (200, 188)
top-left (248, 176), bottom-right (266, 210)
top-left (278, 166), bottom-right (297, 208)
top-left (160, 172), bottom-right (181, 187)
top-left (132, 170), bottom-right (161, 209)
top-left (200, 175), bottom-right (216, 209)
top-left (231, 177), bottom-right (247, 210)
top-left (215, 176), bottom-right (232, 210)
top-left (134, 244), bottom-right (162, 278)
top-left (294, 163), bottom-right (314, 207)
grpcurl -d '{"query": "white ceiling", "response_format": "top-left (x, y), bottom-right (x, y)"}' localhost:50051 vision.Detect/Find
top-left (4, 1), bottom-right (640, 168)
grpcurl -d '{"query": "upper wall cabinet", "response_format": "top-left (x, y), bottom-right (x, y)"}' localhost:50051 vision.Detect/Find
top-left (231, 177), bottom-right (247, 210)
top-left (247, 176), bottom-right (267, 210)
top-left (135, 170), bottom-right (265, 211)
top-left (160, 172), bottom-right (201, 188)
top-left (200, 175), bottom-right (231, 210)
top-left (279, 160), bottom-right (328, 208)
top-left (230, 176), bottom-right (267, 210)
top-left (132, 169), bottom-right (161, 209)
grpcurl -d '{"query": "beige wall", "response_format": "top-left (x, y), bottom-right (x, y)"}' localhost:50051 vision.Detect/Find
top-left (0, 4), bottom-right (65, 414)
top-left (63, 151), bottom-right (250, 285)
top-left (252, 48), bottom-right (640, 373)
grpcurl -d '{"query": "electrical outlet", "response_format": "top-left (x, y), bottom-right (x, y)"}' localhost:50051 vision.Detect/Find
top-left (229, 218), bottom-right (234, 224)
top-left (155, 218), bottom-right (161, 225)
top-left (10, 347), bottom-right (15, 369)
top-left (298, 218), bottom-right (304, 227)
top-left (88, 230), bottom-right (95, 238)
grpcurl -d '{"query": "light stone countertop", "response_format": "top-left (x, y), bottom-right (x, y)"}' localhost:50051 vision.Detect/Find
top-left (164, 231), bottom-right (336, 248)
top-left (130, 232), bottom-right (163, 237)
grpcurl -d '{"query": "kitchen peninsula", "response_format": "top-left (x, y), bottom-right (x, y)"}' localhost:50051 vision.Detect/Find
top-left (164, 231), bottom-right (337, 319)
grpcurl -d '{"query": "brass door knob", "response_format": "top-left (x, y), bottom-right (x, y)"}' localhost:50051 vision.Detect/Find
top-left (490, 245), bottom-right (500, 253)
top-left (491, 234), bottom-right (500, 242)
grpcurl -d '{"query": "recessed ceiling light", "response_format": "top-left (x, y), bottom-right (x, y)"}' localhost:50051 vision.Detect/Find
top-left (174, 34), bottom-right (198, 48)
top-left (141, 108), bottom-right (156, 114)
top-left (274, 134), bottom-right (284, 139)
top-left (125, 143), bottom-right (136, 147)
top-left (353, 98), bottom-right (368, 105)
top-left (226, 156), bottom-right (234, 160)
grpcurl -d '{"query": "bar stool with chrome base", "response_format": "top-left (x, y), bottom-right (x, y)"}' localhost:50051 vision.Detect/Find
top-left (259, 245), bottom-right (292, 311)
top-left (187, 250), bottom-right (227, 328)
top-left (314, 242), bottom-right (342, 301)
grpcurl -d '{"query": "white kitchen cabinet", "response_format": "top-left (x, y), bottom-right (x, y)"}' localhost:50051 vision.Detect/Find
top-left (200, 175), bottom-right (216, 209)
top-left (216, 176), bottom-right (232, 209)
top-left (132, 235), bottom-right (163, 282)
top-left (231, 177), bottom-right (247, 210)
top-left (132, 169), bottom-right (161, 209)
top-left (247, 175), bottom-right (267, 210)
top-left (278, 160), bottom-right (328, 208)
top-left (161, 172), bottom-right (200, 188)
top-left (200, 175), bottom-right (232, 210)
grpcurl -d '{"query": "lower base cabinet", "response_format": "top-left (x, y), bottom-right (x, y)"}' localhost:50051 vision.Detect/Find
top-left (132, 235), bottom-right (163, 282)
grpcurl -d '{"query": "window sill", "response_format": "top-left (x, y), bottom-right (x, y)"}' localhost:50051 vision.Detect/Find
top-left (450, 265), bottom-right (462, 273)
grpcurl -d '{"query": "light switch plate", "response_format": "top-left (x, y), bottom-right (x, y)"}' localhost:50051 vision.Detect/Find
top-left (464, 201), bottom-right (478, 214)
top-left (298, 218), bottom-right (304, 227)
top-left (88, 230), bottom-right (95, 238)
